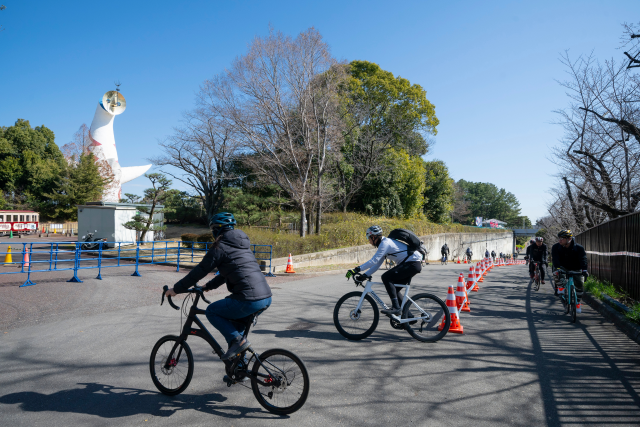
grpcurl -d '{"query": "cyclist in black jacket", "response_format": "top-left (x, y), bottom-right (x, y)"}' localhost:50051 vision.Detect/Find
top-left (165, 212), bottom-right (272, 360)
top-left (552, 229), bottom-right (588, 313)
top-left (528, 236), bottom-right (548, 283)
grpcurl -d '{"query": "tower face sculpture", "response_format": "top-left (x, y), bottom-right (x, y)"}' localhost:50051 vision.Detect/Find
top-left (88, 89), bottom-right (152, 202)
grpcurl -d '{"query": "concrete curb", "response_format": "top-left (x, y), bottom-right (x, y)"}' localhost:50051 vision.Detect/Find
top-left (582, 291), bottom-right (640, 345)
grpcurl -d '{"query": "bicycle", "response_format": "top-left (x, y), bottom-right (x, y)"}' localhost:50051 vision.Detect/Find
top-left (465, 253), bottom-right (472, 263)
top-left (555, 268), bottom-right (582, 323)
top-left (150, 285), bottom-right (310, 415)
top-left (441, 254), bottom-right (448, 265)
top-left (333, 274), bottom-right (450, 342)
top-left (531, 261), bottom-right (542, 291)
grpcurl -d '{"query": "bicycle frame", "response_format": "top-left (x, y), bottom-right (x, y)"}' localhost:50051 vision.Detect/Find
top-left (354, 280), bottom-right (431, 324)
top-left (163, 291), bottom-right (279, 387)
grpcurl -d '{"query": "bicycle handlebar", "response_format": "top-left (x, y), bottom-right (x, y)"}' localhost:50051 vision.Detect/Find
top-left (161, 285), bottom-right (212, 311)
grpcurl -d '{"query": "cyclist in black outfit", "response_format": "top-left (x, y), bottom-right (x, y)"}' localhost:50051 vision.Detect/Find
top-left (528, 236), bottom-right (548, 283)
top-left (552, 229), bottom-right (588, 313)
top-left (165, 212), bottom-right (272, 360)
top-left (441, 243), bottom-right (450, 261)
top-left (490, 250), bottom-right (496, 262)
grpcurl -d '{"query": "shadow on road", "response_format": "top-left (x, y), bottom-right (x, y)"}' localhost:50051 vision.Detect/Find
top-left (0, 382), bottom-right (285, 420)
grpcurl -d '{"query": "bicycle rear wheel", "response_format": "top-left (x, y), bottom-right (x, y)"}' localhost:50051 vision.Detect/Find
top-left (149, 335), bottom-right (194, 396)
top-left (402, 293), bottom-right (450, 342)
top-left (251, 349), bottom-right (309, 415)
top-left (534, 274), bottom-right (540, 291)
top-left (570, 288), bottom-right (577, 323)
top-left (333, 291), bottom-right (379, 340)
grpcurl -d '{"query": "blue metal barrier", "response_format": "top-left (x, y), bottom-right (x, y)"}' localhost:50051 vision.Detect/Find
top-left (0, 241), bottom-right (275, 287)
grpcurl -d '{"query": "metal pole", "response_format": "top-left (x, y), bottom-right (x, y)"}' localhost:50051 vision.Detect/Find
top-left (96, 242), bottom-right (103, 280)
top-left (132, 241), bottom-right (141, 277)
top-left (68, 243), bottom-right (83, 283)
top-left (20, 243), bottom-right (36, 287)
top-left (176, 242), bottom-right (181, 272)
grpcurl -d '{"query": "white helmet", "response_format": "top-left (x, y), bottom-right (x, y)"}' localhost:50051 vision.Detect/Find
top-left (366, 225), bottom-right (383, 240)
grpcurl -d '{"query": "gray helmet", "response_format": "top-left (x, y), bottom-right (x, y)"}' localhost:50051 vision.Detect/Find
top-left (366, 225), bottom-right (383, 240)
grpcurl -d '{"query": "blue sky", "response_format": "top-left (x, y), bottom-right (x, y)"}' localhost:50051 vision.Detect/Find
top-left (2, 0), bottom-right (638, 222)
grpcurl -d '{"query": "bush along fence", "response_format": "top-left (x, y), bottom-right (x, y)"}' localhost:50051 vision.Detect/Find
top-left (0, 241), bottom-right (275, 287)
top-left (575, 210), bottom-right (640, 301)
top-left (440, 257), bottom-right (526, 334)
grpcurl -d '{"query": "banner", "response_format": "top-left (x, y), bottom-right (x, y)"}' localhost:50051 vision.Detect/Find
top-left (476, 217), bottom-right (483, 227)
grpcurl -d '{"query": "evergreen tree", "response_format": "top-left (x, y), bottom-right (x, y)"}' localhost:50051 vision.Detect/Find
top-left (43, 153), bottom-right (108, 220)
top-left (122, 173), bottom-right (172, 241)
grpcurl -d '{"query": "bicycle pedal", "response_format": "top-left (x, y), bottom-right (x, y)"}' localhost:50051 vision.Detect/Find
top-left (223, 375), bottom-right (235, 386)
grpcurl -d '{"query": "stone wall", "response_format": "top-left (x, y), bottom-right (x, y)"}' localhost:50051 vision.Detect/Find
top-left (267, 231), bottom-right (514, 273)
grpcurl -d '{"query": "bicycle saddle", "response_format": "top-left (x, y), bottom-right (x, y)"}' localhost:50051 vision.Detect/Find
top-left (230, 307), bottom-right (267, 327)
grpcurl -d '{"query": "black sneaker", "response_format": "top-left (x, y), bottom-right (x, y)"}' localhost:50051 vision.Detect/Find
top-left (381, 307), bottom-right (401, 316)
top-left (222, 338), bottom-right (251, 360)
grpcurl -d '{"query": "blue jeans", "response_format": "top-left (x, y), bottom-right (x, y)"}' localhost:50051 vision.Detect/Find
top-left (205, 297), bottom-right (271, 345)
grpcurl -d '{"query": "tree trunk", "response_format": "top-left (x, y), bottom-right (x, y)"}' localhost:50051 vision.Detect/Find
top-left (316, 175), bottom-right (322, 234)
top-left (299, 203), bottom-right (306, 238)
top-left (139, 202), bottom-right (156, 242)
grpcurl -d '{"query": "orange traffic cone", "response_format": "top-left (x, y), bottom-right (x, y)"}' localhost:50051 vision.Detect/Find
top-left (439, 283), bottom-right (463, 334)
top-left (456, 274), bottom-right (470, 312)
top-left (285, 253), bottom-right (295, 273)
top-left (477, 265), bottom-right (484, 283)
top-left (472, 266), bottom-right (481, 290)
top-left (456, 256), bottom-right (460, 264)
top-left (463, 256), bottom-right (467, 264)
top-left (23, 249), bottom-right (30, 269)
top-left (466, 266), bottom-right (475, 290)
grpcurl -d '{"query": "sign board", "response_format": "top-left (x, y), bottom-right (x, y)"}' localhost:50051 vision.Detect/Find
top-left (0, 224), bottom-right (10, 231)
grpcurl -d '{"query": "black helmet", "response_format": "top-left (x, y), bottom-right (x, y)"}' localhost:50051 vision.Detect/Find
top-left (557, 229), bottom-right (573, 238)
top-left (210, 212), bottom-right (236, 236)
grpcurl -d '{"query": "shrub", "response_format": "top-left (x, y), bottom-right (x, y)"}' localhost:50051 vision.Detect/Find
top-left (180, 233), bottom-right (200, 248)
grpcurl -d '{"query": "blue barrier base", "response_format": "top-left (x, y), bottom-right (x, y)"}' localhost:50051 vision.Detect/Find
top-left (20, 279), bottom-right (36, 287)
top-left (68, 276), bottom-right (83, 283)
top-left (131, 271), bottom-right (141, 277)
top-left (96, 272), bottom-right (102, 280)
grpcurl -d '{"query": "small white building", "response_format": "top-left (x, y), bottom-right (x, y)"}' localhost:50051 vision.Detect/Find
top-left (77, 202), bottom-right (164, 243)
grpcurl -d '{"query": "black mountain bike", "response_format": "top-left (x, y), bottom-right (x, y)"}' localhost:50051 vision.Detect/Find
top-left (150, 285), bottom-right (310, 415)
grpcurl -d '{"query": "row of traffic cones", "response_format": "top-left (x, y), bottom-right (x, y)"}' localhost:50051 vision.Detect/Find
top-left (2, 246), bottom-right (30, 267)
top-left (439, 256), bottom-right (523, 335)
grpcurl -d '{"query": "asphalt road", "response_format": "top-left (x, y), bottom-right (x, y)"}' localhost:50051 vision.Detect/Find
top-left (0, 262), bottom-right (639, 426)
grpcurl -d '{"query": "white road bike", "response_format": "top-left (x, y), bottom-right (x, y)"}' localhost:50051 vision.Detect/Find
top-left (333, 274), bottom-right (450, 342)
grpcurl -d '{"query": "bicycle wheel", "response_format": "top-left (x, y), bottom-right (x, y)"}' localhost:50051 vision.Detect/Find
top-left (149, 335), bottom-right (194, 396)
top-left (333, 291), bottom-right (379, 340)
top-left (251, 349), bottom-right (310, 415)
top-left (570, 288), bottom-right (577, 323)
top-left (534, 273), bottom-right (540, 291)
top-left (403, 293), bottom-right (450, 342)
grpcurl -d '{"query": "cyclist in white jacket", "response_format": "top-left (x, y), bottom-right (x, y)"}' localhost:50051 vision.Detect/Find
top-left (346, 226), bottom-right (422, 316)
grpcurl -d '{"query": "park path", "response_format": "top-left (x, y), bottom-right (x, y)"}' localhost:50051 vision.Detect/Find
top-left (0, 262), bottom-right (638, 426)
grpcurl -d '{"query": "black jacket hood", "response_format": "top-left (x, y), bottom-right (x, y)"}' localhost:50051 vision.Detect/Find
top-left (219, 229), bottom-right (251, 250)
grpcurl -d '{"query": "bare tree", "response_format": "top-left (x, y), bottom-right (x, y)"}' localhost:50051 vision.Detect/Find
top-left (204, 27), bottom-right (342, 237)
top-left (61, 124), bottom-right (91, 162)
top-left (151, 108), bottom-right (240, 220)
top-left (552, 51), bottom-right (640, 230)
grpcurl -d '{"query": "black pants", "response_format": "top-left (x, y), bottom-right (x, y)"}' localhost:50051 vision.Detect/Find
top-left (529, 261), bottom-right (546, 281)
top-left (381, 261), bottom-right (422, 301)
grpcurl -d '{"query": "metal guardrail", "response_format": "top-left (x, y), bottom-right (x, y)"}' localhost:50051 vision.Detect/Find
top-left (0, 241), bottom-right (275, 287)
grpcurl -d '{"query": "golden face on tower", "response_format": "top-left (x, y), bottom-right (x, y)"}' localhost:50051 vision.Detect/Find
top-left (101, 91), bottom-right (127, 115)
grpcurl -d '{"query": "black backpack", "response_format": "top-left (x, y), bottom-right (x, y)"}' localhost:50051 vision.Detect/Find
top-left (387, 229), bottom-right (427, 263)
